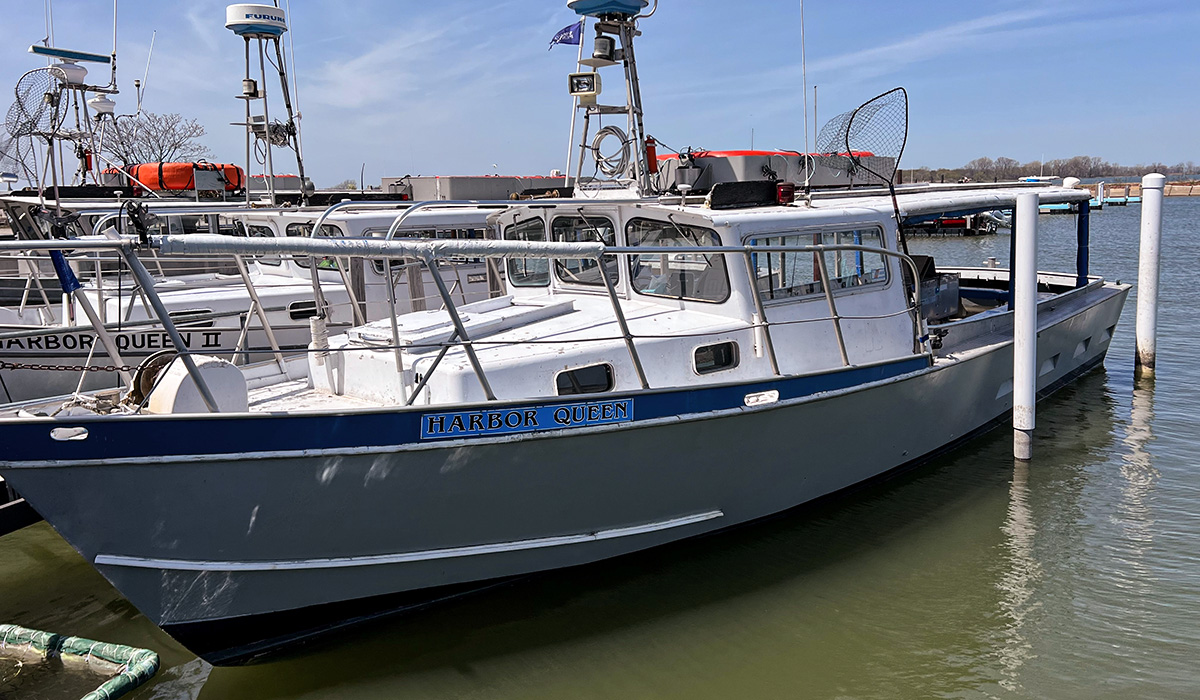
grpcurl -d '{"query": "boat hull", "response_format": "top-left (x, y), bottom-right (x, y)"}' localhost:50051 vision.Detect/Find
top-left (0, 283), bottom-right (1129, 663)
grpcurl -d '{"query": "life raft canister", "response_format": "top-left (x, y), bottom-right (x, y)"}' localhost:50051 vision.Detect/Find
top-left (121, 162), bottom-right (245, 192)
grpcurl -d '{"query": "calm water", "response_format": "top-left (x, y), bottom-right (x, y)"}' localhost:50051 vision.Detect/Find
top-left (2, 200), bottom-right (1198, 699)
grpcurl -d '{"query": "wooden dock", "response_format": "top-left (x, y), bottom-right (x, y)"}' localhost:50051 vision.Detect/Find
top-left (1082, 182), bottom-right (1200, 198)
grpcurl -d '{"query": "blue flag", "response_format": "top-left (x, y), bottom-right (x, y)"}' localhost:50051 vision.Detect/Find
top-left (549, 20), bottom-right (582, 50)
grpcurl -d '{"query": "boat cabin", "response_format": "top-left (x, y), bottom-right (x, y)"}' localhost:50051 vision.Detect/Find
top-left (308, 198), bottom-right (919, 406)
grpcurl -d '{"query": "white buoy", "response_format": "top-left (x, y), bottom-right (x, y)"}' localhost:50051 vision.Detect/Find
top-left (1013, 192), bottom-right (1039, 460)
top-left (1135, 173), bottom-right (1166, 376)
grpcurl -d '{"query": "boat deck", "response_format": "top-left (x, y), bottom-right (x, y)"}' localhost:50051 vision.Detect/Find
top-left (249, 377), bottom-right (382, 413)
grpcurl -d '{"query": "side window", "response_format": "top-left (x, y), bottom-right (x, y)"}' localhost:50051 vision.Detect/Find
top-left (694, 341), bottom-right (739, 375)
top-left (505, 218), bottom-right (549, 287)
top-left (752, 228), bottom-right (888, 300)
top-left (551, 215), bottom-right (618, 287)
top-left (286, 223), bottom-right (343, 269)
top-left (626, 218), bottom-right (730, 303)
top-left (556, 363), bottom-right (615, 395)
top-left (245, 224), bottom-right (281, 265)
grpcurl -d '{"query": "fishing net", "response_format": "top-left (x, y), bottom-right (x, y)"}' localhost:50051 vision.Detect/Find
top-left (6, 68), bottom-right (67, 139)
top-left (814, 87), bottom-right (907, 186)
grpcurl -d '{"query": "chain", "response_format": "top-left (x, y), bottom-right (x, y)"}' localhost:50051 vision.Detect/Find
top-left (0, 360), bottom-right (137, 373)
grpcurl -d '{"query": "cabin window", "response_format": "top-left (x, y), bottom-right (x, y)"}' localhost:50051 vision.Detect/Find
top-left (363, 227), bottom-right (488, 275)
top-left (555, 363), bottom-right (615, 396)
top-left (751, 227), bottom-right (889, 301)
top-left (287, 223), bottom-right (343, 270)
top-left (694, 341), bottom-right (739, 375)
top-left (504, 218), bottom-right (549, 287)
top-left (625, 218), bottom-right (730, 303)
top-left (241, 224), bottom-right (281, 265)
top-left (285, 223), bottom-right (342, 238)
top-left (551, 215), bottom-right (618, 287)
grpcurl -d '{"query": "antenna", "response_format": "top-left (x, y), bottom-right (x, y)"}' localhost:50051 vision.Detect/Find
top-left (800, 0), bottom-right (811, 191)
top-left (137, 30), bottom-right (155, 115)
top-left (564, 15), bottom-right (588, 178)
top-left (285, 0), bottom-right (304, 160)
top-left (226, 3), bottom-right (309, 206)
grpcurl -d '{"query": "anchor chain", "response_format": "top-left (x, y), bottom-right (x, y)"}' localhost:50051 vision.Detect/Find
top-left (0, 360), bottom-right (137, 373)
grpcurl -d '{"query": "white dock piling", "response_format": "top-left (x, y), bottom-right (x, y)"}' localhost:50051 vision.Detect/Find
top-left (1013, 192), bottom-right (1039, 461)
top-left (1135, 173), bottom-right (1166, 377)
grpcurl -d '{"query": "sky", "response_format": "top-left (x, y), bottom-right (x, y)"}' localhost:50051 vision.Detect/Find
top-left (0, 0), bottom-right (1196, 187)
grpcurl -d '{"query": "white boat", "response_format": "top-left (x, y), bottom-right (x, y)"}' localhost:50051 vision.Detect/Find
top-left (0, 201), bottom-right (499, 402)
top-left (0, 0), bottom-right (1129, 665)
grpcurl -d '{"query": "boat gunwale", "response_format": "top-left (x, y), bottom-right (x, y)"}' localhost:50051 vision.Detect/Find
top-left (0, 352), bottom-right (934, 467)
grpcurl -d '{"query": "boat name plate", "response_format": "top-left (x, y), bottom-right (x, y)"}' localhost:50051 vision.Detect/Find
top-left (421, 399), bottom-right (633, 440)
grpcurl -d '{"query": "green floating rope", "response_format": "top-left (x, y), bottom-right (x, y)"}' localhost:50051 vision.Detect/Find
top-left (0, 623), bottom-right (160, 700)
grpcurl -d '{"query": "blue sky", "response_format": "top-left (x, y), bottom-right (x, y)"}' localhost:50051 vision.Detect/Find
top-left (1, 1), bottom-right (1195, 186)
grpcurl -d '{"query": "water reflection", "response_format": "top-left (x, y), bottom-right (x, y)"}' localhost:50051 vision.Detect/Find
top-left (996, 459), bottom-right (1039, 692)
top-left (1115, 378), bottom-right (1160, 589)
top-left (141, 658), bottom-right (213, 700)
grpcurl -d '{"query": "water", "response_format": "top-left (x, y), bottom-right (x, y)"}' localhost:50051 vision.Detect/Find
top-left (0, 653), bottom-right (116, 700)
top-left (2, 200), bottom-right (1199, 699)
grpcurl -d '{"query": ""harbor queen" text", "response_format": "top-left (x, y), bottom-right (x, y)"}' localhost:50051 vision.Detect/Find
top-left (420, 399), bottom-right (632, 440)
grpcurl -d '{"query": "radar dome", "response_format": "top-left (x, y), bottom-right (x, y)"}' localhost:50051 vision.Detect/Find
top-left (225, 4), bottom-right (287, 38)
top-left (567, 0), bottom-right (649, 18)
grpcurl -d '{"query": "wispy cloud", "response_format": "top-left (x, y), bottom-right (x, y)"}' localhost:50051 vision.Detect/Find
top-left (806, 7), bottom-right (1065, 78)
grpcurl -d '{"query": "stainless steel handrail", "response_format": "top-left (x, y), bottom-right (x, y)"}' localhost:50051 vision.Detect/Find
top-left (128, 234), bottom-right (929, 403)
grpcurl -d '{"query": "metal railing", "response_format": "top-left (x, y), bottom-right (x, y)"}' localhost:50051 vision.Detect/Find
top-left (151, 233), bottom-right (927, 406)
top-left (0, 228), bottom-right (929, 413)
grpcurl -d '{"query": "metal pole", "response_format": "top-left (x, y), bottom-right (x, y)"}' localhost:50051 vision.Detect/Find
top-left (599, 256), bottom-right (650, 389)
top-left (1013, 192), bottom-right (1039, 461)
top-left (741, 249), bottom-right (780, 375)
top-left (120, 249), bottom-right (220, 412)
top-left (71, 290), bottom-right (131, 386)
top-left (424, 256), bottom-right (495, 401)
top-left (814, 252), bottom-right (850, 367)
top-left (564, 17), bottom-right (586, 178)
top-left (271, 38), bottom-right (307, 206)
top-left (1075, 200), bottom-right (1090, 288)
top-left (244, 37), bottom-right (252, 206)
top-left (1135, 173), bottom-right (1166, 377)
top-left (620, 21), bottom-right (650, 193)
top-left (232, 254), bottom-right (288, 372)
top-left (575, 110), bottom-right (592, 188)
top-left (384, 258), bottom-right (410, 405)
top-left (1007, 206), bottom-right (1018, 310)
top-left (257, 37), bottom-right (277, 206)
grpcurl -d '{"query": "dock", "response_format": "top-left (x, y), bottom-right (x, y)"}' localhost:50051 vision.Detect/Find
top-left (1080, 181), bottom-right (1198, 199)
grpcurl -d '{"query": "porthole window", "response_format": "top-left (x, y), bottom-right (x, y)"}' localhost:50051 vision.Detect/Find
top-left (168, 309), bottom-right (215, 329)
top-left (694, 341), bottom-right (739, 375)
top-left (555, 363), bottom-right (615, 396)
top-left (288, 300), bottom-right (319, 320)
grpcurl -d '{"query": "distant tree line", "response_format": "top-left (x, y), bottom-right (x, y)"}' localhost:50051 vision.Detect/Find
top-left (102, 112), bottom-right (212, 166)
top-left (902, 156), bottom-right (1198, 184)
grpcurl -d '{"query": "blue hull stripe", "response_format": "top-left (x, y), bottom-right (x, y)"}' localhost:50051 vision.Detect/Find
top-left (0, 356), bottom-right (928, 463)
